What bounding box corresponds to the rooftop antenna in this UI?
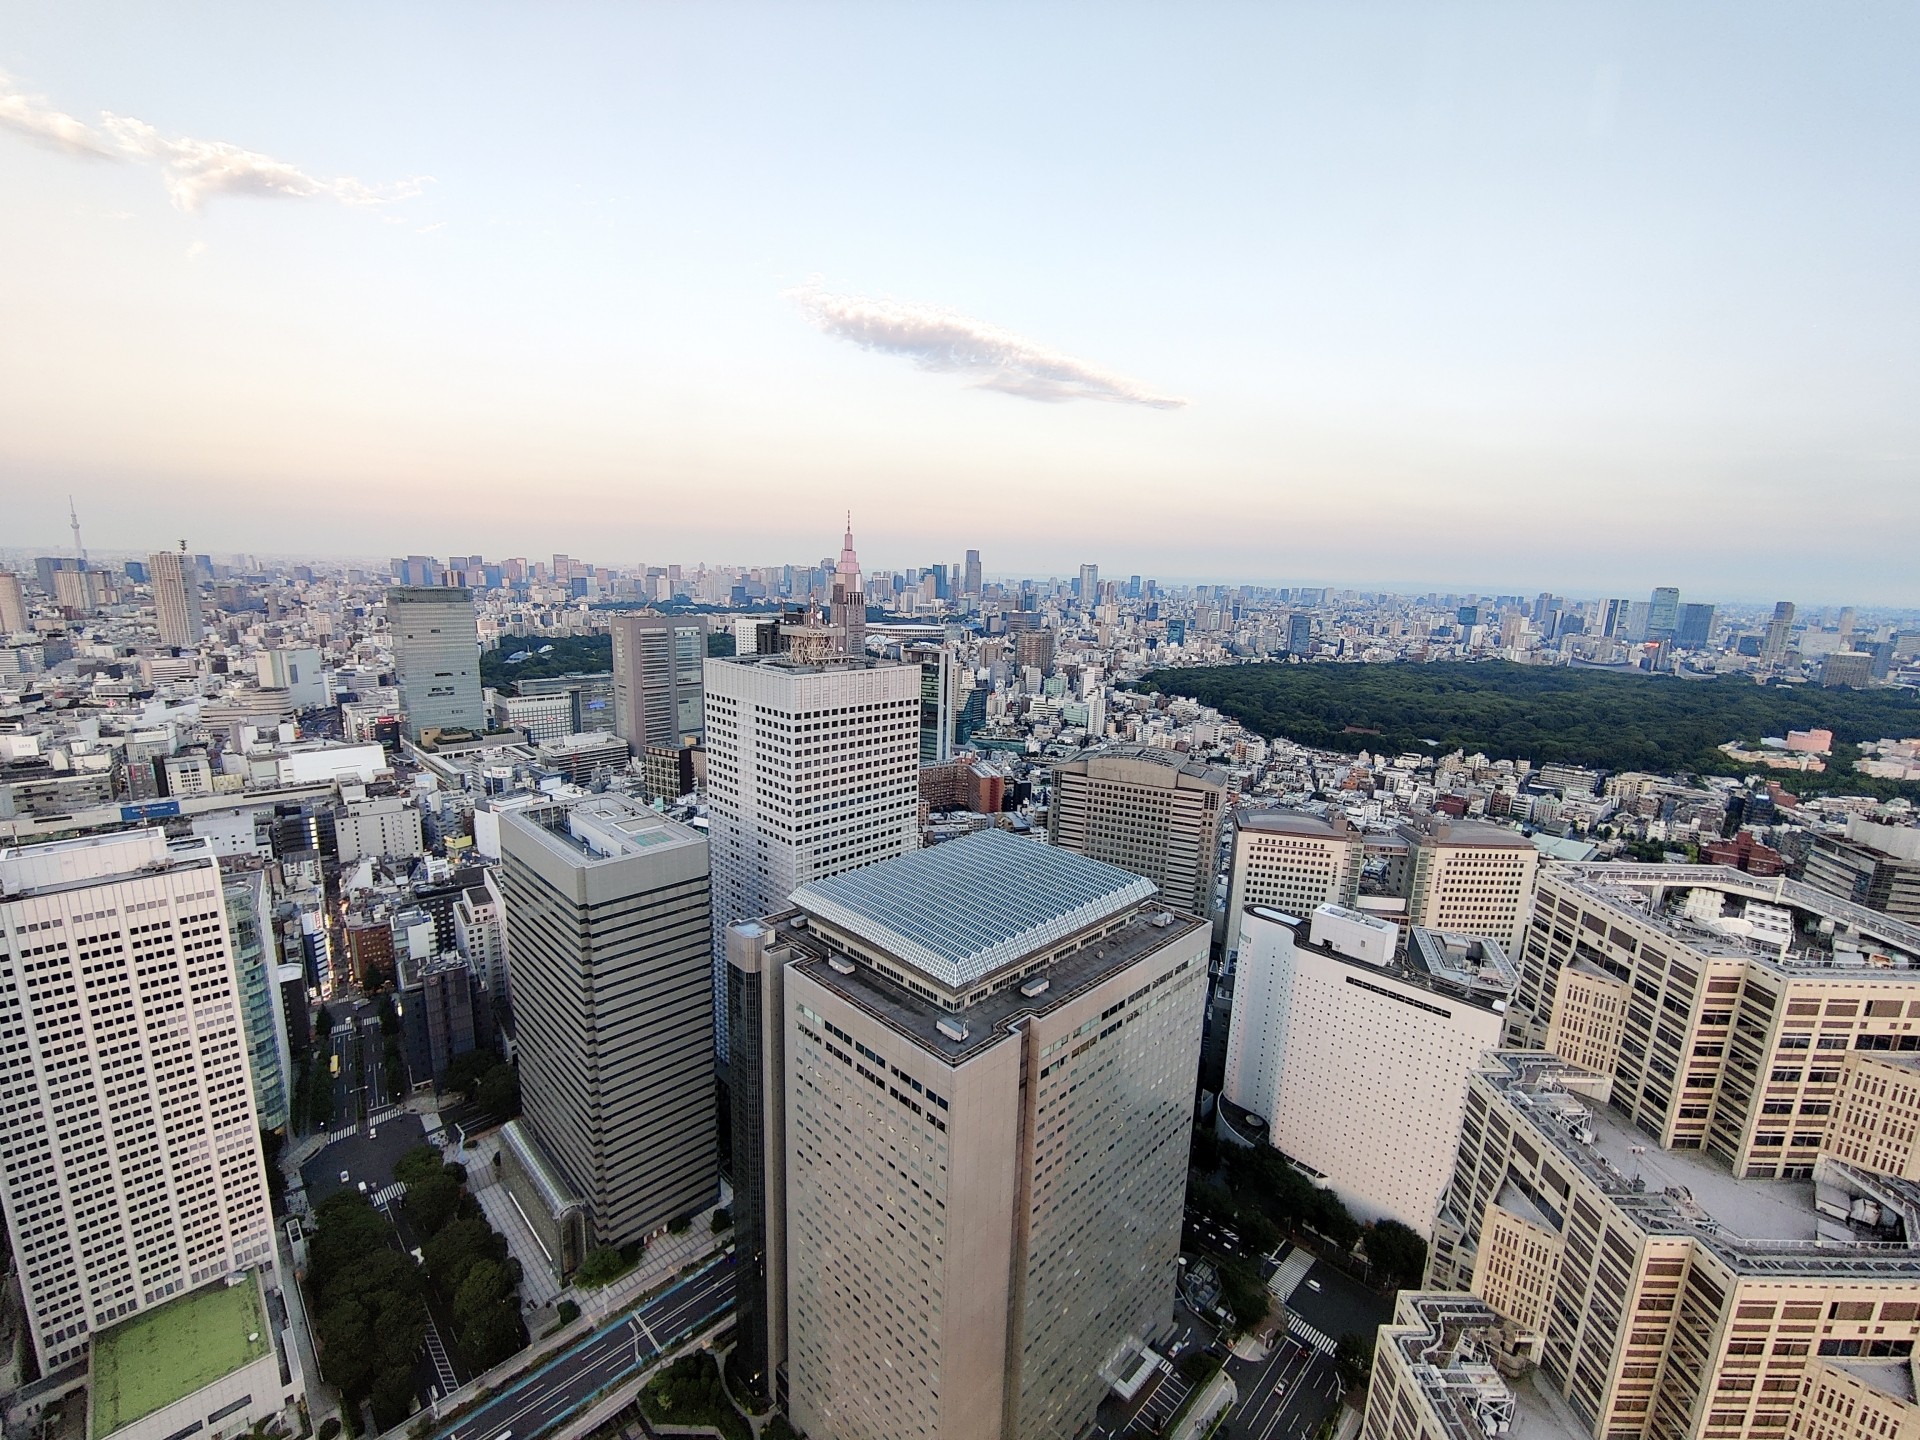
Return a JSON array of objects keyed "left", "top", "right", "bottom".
[{"left": 69, "top": 497, "right": 86, "bottom": 567}]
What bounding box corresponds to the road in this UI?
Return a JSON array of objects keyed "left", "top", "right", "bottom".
[
  {"left": 1219, "top": 1334, "right": 1343, "bottom": 1440},
  {"left": 438, "top": 1253, "right": 736, "bottom": 1440}
]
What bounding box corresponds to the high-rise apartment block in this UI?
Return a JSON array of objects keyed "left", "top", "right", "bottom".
[
  {"left": 1222, "top": 905, "right": 1516, "bottom": 1233},
  {"left": 149, "top": 548, "right": 205, "bottom": 650},
  {"left": 1510, "top": 861, "right": 1920, "bottom": 1179},
  {"left": 728, "top": 831, "right": 1208, "bottom": 1439},
  {"left": 0, "top": 830, "right": 275, "bottom": 1372},
  {"left": 703, "top": 652, "right": 920, "bottom": 1060},
  {"left": 388, "top": 585, "right": 484, "bottom": 739},
  {"left": 1078, "top": 562, "right": 1100, "bottom": 604},
  {"left": 497, "top": 795, "right": 717, "bottom": 1248},
  {"left": 609, "top": 612, "right": 707, "bottom": 749},
  {"left": 963, "top": 548, "right": 982, "bottom": 597},
  {"left": 1046, "top": 745, "right": 1228, "bottom": 918},
  {"left": 1418, "top": 1050, "right": 1920, "bottom": 1440}
]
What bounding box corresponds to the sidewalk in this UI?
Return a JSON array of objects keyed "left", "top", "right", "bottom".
[{"left": 577, "top": 1181, "right": 733, "bottom": 1324}]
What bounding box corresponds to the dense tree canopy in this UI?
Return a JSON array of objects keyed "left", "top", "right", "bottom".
[
  {"left": 480, "top": 634, "right": 612, "bottom": 694},
  {"left": 1142, "top": 662, "right": 1920, "bottom": 796}
]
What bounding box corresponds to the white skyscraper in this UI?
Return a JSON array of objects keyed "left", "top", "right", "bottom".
[
  {"left": 0, "top": 830, "right": 275, "bottom": 1372},
  {"left": 1222, "top": 905, "right": 1516, "bottom": 1234},
  {"left": 703, "top": 652, "right": 919, "bottom": 1059},
  {"left": 149, "top": 547, "right": 205, "bottom": 649}
]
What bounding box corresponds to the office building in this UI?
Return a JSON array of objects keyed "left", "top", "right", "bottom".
[
  {"left": 222, "top": 864, "right": 291, "bottom": 1134},
  {"left": 1419, "top": 1050, "right": 1920, "bottom": 1440},
  {"left": 1360, "top": 1293, "right": 1560, "bottom": 1440},
  {"left": 1646, "top": 586, "right": 1680, "bottom": 641},
  {"left": 0, "top": 830, "right": 275, "bottom": 1372},
  {"left": 1046, "top": 744, "right": 1228, "bottom": 918},
  {"left": 334, "top": 793, "right": 424, "bottom": 861},
  {"left": 254, "top": 647, "right": 326, "bottom": 708},
  {"left": 1801, "top": 817, "right": 1920, "bottom": 923},
  {"left": 0, "top": 571, "right": 27, "bottom": 634},
  {"left": 1287, "top": 611, "right": 1313, "bottom": 656},
  {"left": 1676, "top": 602, "right": 1716, "bottom": 650},
  {"left": 963, "top": 549, "right": 982, "bottom": 598},
  {"left": 453, "top": 871, "right": 510, "bottom": 1002},
  {"left": 1822, "top": 651, "right": 1876, "bottom": 689},
  {"left": 1222, "top": 905, "right": 1517, "bottom": 1233},
  {"left": 498, "top": 795, "right": 717, "bottom": 1246},
  {"left": 1078, "top": 562, "right": 1099, "bottom": 604},
  {"left": 609, "top": 611, "right": 707, "bottom": 749},
  {"left": 388, "top": 585, "right": 484, "bottom": 739},
  {"left": 1222, "top": 809, "right": 1364, "bottom": 955},
  {"left": 1406, "top": 818, "right": 1540, "bottom": 953},
  {"left": 492, "top": 691, "right": 575, "bottom": 744},
  {"left": 519, "top": 671, "right": 618, "bottom": 735},
  {"left": 703, "top": 652, "right": 920, "bottom": 1061},
  {"left": 1763, "top": 599, "right": 1796, "bottom": 663},
  {"left": 729, "top": 830, "right": 1208, "bottom": 1438},
  {"left": 1508, "top": 860, "right": 1920, "bottom": 1178},
  {"left": 831, "top": 521, "right": 866, "bottom": 658},
  {"left": 150, "top": 547, "right": 205, "bottom": 649},
  {"left": 1014, "top": 628, "right": 1054, "bottom": 674},
  {"left": 906, "top": 642, "right": 959, "bottom": 764}
]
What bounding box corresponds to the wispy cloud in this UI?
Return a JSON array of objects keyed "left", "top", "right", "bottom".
[
  {"left": 0, "top": 74, "right": 428, "bottom": 213},
  {"left": 786, "top": 282, "right": 1185, "bottom": 409}
]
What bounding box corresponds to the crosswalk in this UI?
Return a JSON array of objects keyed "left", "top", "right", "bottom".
[
  {"left": 368, "top": 1106, "right": 403, "bottom": 1128},
  {"left": 370, "top": 1181, "right": 407, "bottom": 1210},
  {"left": 326, "top": 1124, "right": 360, "bottom": 1144},
  {"left": 1288, "top": 1316, "right": 1337, "bottom": 1356},
  {"left": 1269, "top": 1247, "right": 1316, "bottom": 1299},
  {"left": 422, "top": 1317, "right": 459, "bottom": 1395}
]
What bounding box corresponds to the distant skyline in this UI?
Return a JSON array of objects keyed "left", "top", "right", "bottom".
[{"left": 2, "top": 4, "right": 1916, "bottom": 602}]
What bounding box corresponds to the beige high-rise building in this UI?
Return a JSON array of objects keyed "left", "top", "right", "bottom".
[
  {"left": 1222, "top": 809, "right": 1364, "bottom": 955},
  {"left": 0, "top": 830, "right": 276, "bottom": 1373},
  {"left": 149, "top": 548, "right": 204, "bottom": 649},
  {"left": 703, "top": 651, "right": 919, "bottom": 1061},
  {"left": 1404, "top": 817, "right": 1540, "bottom": 953},
  {"left": 1046, "top": 744, "right": 1228, "bottom": 917},
  {"left": 0, "top": 571, "right": 26, "bottom": 634},
  {"left": 729, "top": 830, "right": 1208, "bottom": 1440},
  {"left": 1509, "top": 861, "right": 1920, "bottom": 1178},
  {"left": 1407, "top": 1050, "right": 1920, "bottom": 1440},
  {"left": 608, "top": 612, "right": 707, "bottom": 749}
]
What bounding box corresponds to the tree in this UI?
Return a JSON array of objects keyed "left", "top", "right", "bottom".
[
  {"left": 1216, "top": 1256, "right": 1271, "bottom": 1332},
  {"left": 575, "top": 1247, "right": 630, "bottom": 1288},
  {"left": 1365, "top": 1220, "right": 1428, "bottom": 1290},
  {"left": 404, "top": 1172, "right": 464, "bottom": 1237},
  {"left": 477, "top": 1062, "right": 520, "bottom": 1118},
  {"left": 393, "top": 1145, "right": 446, "bottom": 1189},
  {"left": 1334, "top": 1332, "right": 1375, "bottom": 1391},
  {"left": 711, "top": 1208, "right": 733, "bottom": 1233},
  {"left": 378, "top": 995, "right": 400, "bottom": 1035},
  {"left": 316, "top": 1006, "right": 336, "bottom": 1041},
  {"left": 424, "top": 1216, "right": 507, "bottom": 1293},
  {"left": 442, "top": 1049, "right": 494, "bottom": 1101},
  {"left": 1236, "top": 1208, "right": 1281, "bottom": 1258}
]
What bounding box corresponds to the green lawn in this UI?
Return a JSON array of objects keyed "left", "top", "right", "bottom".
[{"left": 91, "top": 1278, "right": 269, "bottom": 1438}]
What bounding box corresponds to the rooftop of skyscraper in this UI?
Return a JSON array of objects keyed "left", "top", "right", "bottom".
[
  {"left": 790, "top": 829, "right": 1159, "bottom": 990},
  {"left": 505, "top": 792, "right": 703, "bottom": 866},
  {"left": 1480, "top": 1052, "right": 1920, "bottom": 1277}
]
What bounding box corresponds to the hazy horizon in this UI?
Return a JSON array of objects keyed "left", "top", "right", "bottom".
[{"left": 4, "top": 4, "right": 1915, "bottom": 601}]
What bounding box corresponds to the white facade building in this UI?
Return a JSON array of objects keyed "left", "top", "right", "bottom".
[
  {"left": 149, "top": 549, "right": 204, "bottom": 650},
  {"left": 335, "top": 794, "right": 424, "bottom": 862},
  {"left": 1223, "top": 810, "right": 1363, "bottom": 956},
  {"left": 1222, "top": 904, "right": 1515, "bottom": 1235},
  {"left": 702, "top": 653, "right": 920, "bottom": 1059},
  {"left": 0, "top": 830, "right": 276, "bottom": 1372},
  {"left": 254, "top": 647, "right": 326, "bottom": 709}
]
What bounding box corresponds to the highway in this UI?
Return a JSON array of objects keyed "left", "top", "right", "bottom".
[{"left": 438, "top": 1253, "right": 736, "bottom": 1440}]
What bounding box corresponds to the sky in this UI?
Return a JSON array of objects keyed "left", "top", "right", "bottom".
[{"left": 1, "top": 3, "right": 1916, "bottom": 602}]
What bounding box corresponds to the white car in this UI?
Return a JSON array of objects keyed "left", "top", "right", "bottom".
[{"left": 339, "top": 1170, "right": 350, "bottom": 1184}]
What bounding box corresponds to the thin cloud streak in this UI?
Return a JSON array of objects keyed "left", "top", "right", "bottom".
[
  {"left": 0, "top": 75, "right": 427, "bottom": 212},
  {"left": 787, "top": 282, "right": 1186, "bottom": 409}
]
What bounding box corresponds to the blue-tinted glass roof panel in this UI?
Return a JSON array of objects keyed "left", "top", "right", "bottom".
[{"left": 790, "top": 830, "right": 1158, "bottom": 988}]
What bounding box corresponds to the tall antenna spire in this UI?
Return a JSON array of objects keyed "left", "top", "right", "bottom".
[{"left": 68, "top": 497, "right": 86, "bottom": 567}]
